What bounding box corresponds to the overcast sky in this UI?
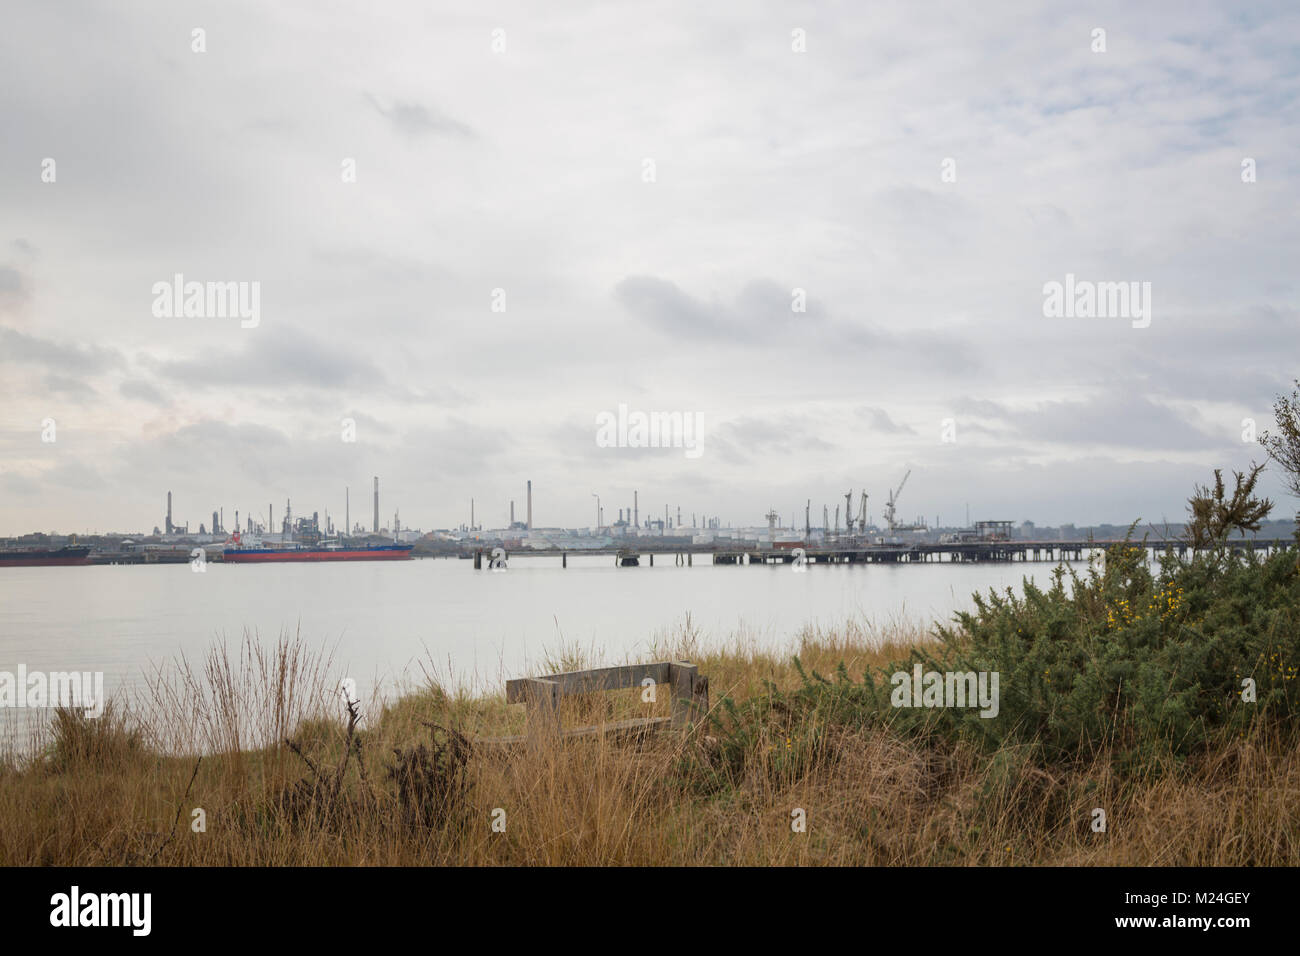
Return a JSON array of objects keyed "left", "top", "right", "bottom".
[{"left": 2, "top": 0, "right": 1298, "bottom": 535}]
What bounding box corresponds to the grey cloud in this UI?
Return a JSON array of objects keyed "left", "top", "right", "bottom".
[
  {"left": 857, "top": 406, "right": 916, "bottom": 435},
  {"left": 0, "top": 268, "right": 30, "bottom": 311},
  {"left": 0, "top": 471, "right": 39, "bottom": 497},
  {"left": 119, "top": 379, "right": 171, "bottom": 406},
  {"left": 42, "top": 374, "right": 98, "bottom": 400},
  {"left": 364, "top": 93, "right": 475, "bottom": 139},
  {"left": 615, "top": 276, "right": 850, "bottom": 346},
  {"left": 964, "top": 391, "right": 1220, "bottom": 452},
  {"left": 615, "top": 276, "right": 731, "bottom": 340},
  {"left": 0, "top": 325, "right": 125, "bottom": 375},
  {"left": 614, "top": 275, "right": 969, "bottom": 375},
  {"left": 711, "top": 415, "right": 836, "bottom": 466},
  {"left": 149, "top": 326, "right": 387, "bottom": 391}
]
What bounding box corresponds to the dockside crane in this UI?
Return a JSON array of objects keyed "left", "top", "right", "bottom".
[
  {"left": 884, "top": 470, "right": 909, "bottom": 532},
  {"left": 856, "top": 490, "right": 868, "bottom": 533},
  {"left": 884, "top": 470, "right": 928, "bottom": 532}
]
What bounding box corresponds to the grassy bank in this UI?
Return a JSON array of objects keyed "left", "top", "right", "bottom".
[{"left": 3, "top": 545, "right": 1299, "bottom": 866}]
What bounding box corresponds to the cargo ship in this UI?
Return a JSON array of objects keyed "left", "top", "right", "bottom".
[
  {"left": 222, "top": 532, "right": 412, "bottom": 564},
  {"left": 0, "top": 545, "right": 91, "bottom": 567}
]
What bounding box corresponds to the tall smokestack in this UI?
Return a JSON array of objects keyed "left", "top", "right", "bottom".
[
  {"left": 166, "top": 491, "right": 173, "bottom": 534},
  {"left": 373, "top": 476, "right": 379, "bottom": 533},
  {"left": 345, "top": 487, "right": 349, "bottom": 537},
  {"left": 511, "top": 500, "right": 515, "bottom": 525},
  {"left": 634, "top": 490, "right": 638, "bottom": 529},
  {"left": 527, "top": 480, "right": 532, "bottom": 530}
]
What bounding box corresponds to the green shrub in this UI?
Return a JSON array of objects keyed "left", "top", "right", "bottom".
[
  {"left": 915, "top": 542, "right": 1300, "bottom": 764},
  {"left": 689, "top": 540, "right": 1300, "bottom": 786}
]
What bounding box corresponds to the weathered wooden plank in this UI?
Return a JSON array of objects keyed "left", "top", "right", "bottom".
[
  {"left": 565, "top": 716, "right": 670, "bottom": 738},
  {"left": 506, "top": 662, "right": 671, "bottom": 701},
  {"left": 475, "top": 716, "right": 671, "bottom": 748},
  {"left": 669, "top": 662, "right": 698, "bottom": 728}
]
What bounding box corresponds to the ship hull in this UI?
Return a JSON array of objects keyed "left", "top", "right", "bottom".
[
  {"left": 223, "top": 545, "right": 413, "bottom": 563},
  {"left": 0, "top": 546, "right": 91, "bottom": 567}
]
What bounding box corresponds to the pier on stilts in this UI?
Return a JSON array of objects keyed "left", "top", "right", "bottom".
[{"left": 470, "top": 538, "right": 1290, "bottom": 568}]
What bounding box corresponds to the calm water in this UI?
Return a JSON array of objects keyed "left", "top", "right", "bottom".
[{"left": 0, "top": 553, "right": 1091, "bottom": 747}]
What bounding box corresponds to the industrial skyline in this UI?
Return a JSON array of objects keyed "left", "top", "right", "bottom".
[
  {"left": 11, "top": 468, "right": 1295, "bottom": 544},
  {"left": 1, "top": 2, "right": 1297, "bottom": 536}
]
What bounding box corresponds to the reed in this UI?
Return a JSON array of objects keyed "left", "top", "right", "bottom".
[{"left": 1, "top": 616, "right": 1296, "bottom": 866}]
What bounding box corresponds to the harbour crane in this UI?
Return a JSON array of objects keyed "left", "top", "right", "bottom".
[
  {"left": 884, "top": 470, "right": 910, "bottom": 532},
  {"left": 856, "top": 490, "right": 868, "bottom": 532},
  {"left": 884, "top": 469, "right": 928, "bottom": 532},
  {"left": 844, "top": 490, "right": 854, "bottom": 533}
]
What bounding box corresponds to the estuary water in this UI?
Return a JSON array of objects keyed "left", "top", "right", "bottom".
[{"left": 0, "top": 552, "right": 1092, "bottom": 748}]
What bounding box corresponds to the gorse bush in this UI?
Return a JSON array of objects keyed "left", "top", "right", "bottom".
[
  {"left": 691, "top": 541, "right": 1300, "bottom": 785},
  {"left": 915, "top": 542, "right": 1300, "bottom": 765}
]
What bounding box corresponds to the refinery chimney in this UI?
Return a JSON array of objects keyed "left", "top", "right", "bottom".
[
  {"left": 373, "top": 476, "right": 379, "bottom": 533},
  {"left": 166, "top": 491, "right": 173, "bottom": 535},
  {"left": 526, "top": 480, "right": 532, "bottom": 530},
  {"left": 634, "top": 490, "right": 638, "bottom": 530}
]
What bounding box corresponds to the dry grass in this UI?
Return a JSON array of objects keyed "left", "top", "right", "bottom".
[{"left": 1, "top": 619, "right": 1297, "bottom": 866}]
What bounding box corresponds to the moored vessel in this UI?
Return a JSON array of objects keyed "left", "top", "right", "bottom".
[
  {"left": 0, "top": 545, "right": 91, "bottom": 567},
  {"left": 222, "top": 531, "right": 412, "bottom": 563}
]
